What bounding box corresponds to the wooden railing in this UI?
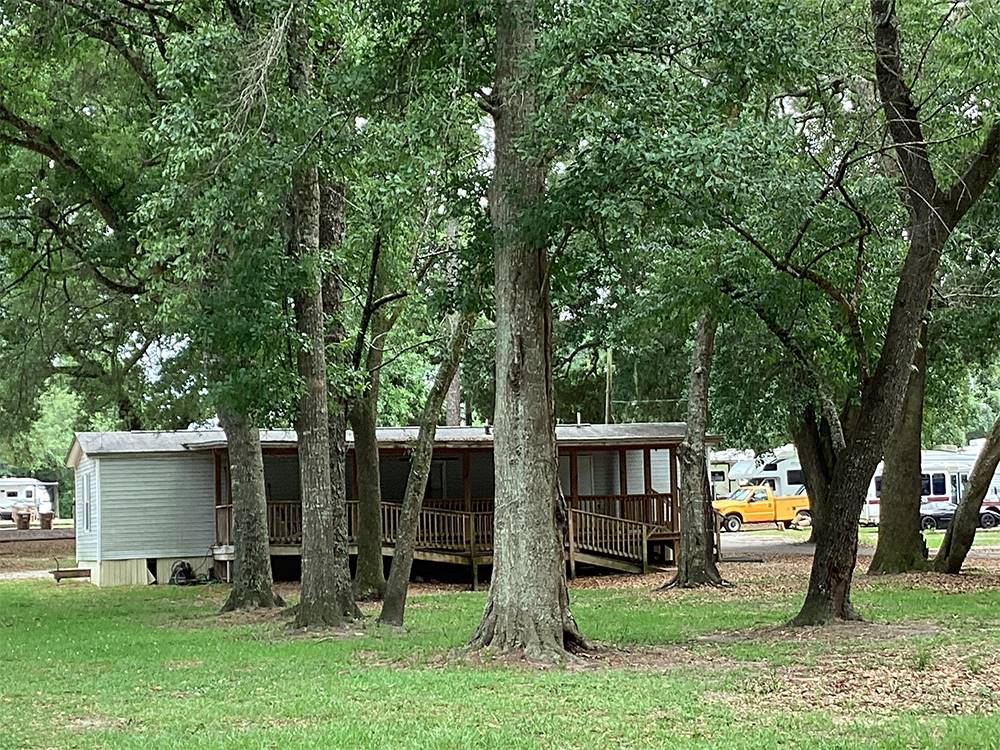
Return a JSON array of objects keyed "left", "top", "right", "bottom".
[
  {"left": 570, "top": 508, "right": 647, "bottom": 561},
  {"left": 573, "top": 493, "right": 674, "bottom": 528},
  {"left": 217, "top": 496, "right": 677, "bottom": 570},
  {"left": 268, "top": 501, "right": 302, "bottom": 545}
]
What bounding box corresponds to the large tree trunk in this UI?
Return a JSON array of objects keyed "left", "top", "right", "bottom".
[
  {"left": 934, "top": 415, "right": 1000, "bottom": 573},
  {"left": 794, "top": 410, "right": 828, "bottom": 544},
  {"left": 349, "top": 357, "right": 387, "bottom": 601},
  {"left": 787, "top": 0, "right": 999, "bottom": 624},
  {"left": 869, "top": 321, "right": 928, "bottom": 574},
  {"left": 287, "top": 12, "right": 357, "bottom": 629},
  {"left": 218, "top": 407, "right": 283, "bottom": 611},
  {"left": 379, "top": 311, "right": 476, "bottom": 626},
  {"left": 467, "top": 0, "right": 585, "bottom": 660},
  {"left": 661, "top": 312, "right": 725, "bottom": 588}
]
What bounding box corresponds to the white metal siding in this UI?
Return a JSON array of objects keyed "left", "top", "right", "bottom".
[
  {"left": 98, "top": 454, "right": 215, "bottom": 560},
  {"left": 75, "top": 455, "right": 99, "bottom": 561}
]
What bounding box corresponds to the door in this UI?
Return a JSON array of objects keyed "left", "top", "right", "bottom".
[{"left": 745, "top": 488, "right": 774, "bottom": 523}]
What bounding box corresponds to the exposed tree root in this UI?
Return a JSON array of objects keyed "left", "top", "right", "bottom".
[
  {"left": 219, "top": 588, "right": 285, "bottom": 614},
  {"left": 658, "top": 572, "right": 734, "bottom": 590},
  {"left": 788, "top": 596, "right": 863, "bottom": 627},
  {"left": 466, "top": 599, "right": 590, "bottom": 663},
  {"left": 353, "top": 582, "right": 384, "bottom": 603}
]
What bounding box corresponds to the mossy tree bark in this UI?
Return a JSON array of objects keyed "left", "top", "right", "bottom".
[
  {"left": 661, "top": 312, "right": 727, "bottom": 589},
  {"left": 218, "top": 407, "right": 283, "bottom": 612},
  {"left": 379, "top": 311, "right": 477, "bottom": 626},
  {"left": 466, "top": 0, "right": 586, "bottom": 661},
  {"left": 869, "top": 320, "right": 928, "bottom": 574},
  {"left": 287, "top": 10, "right": 357, "bottom": 629},
  {"left": 348, "top": 311, "right": 391, "bottom": 601},
  {"left": 934, "top": 415, "right": 1000, "bottom": 573}
]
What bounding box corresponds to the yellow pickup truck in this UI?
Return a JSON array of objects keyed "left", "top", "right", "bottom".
[{"left": 713, "top": 485, "right": 810, "bottom": 532}]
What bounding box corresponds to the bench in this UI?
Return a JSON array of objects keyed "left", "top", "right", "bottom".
[{"left": 50, "top": 568, "right": 91, "bottom": 582}]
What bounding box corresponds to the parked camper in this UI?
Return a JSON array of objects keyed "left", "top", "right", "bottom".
[
  {"left": 0, "top": 478, "right": 52, "bottom": 520},
  {"left": 861, "top": 451, "right": 1000, "bottom": 526},
  {"left": 713, "top": 484, "right": 810, "bottom": 532}
]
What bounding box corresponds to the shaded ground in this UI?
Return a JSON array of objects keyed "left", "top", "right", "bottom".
[{"left": 4, "top": 552, "right": 1000, "bottom": 748}]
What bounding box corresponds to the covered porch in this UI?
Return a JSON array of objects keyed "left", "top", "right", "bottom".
[{"left": 211, "top": 424, "right": 686, "bottom": 580}]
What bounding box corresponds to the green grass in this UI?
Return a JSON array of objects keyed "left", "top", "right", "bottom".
[{"left": 3, "top": 577, "right": 1000, "bottom": 750}]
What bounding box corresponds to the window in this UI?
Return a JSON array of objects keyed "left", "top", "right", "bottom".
[
  {"left": 751, "top": 490, "right": 768, "bottom": 501},
  {"left": 786, "top": 469, "right": 805, "bottom": 486},
  {"left": 874, "top": 476, "right": 882, "bottom": 497},
  {"left": 921, "top": 474, "right": 930, "bottom": 496},
  {"left": 82, "top": 476, "right": 91, "bottom": 532},
  {"left": 932, "top": 473, "right": 946, "bottom": 496},
  {"left": 24, "top": 490, "right": 32, "bottom": 499},
  {"left": 710, "top": 471, "right": 726, "bottom": 483},
  {"left": 5, "top": 490, "right": 17, "bottom": 498},
  {"left": 763, "top": 463, "right": 778, "bottom": 471}
]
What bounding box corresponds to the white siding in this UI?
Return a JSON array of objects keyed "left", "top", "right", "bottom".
[
  {"left": 75, "top": 454, "right": 99, "bottom": 561},
  {"left": 98, "top": 454, "right": 215, "bottom": 560}
]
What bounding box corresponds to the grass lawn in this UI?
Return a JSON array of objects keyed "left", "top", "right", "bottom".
[{"left": 3, "top": 558, "right": 1000, "bottom": 750}]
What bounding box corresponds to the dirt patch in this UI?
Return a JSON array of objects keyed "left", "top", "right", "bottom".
[
  {"left": 712, "top": 643, "right": 1000, "bottom": 716},
  {"left": 694, "top": 619, "right": 943, "bottom": 646},
  {"left": 570, "top": 553, "right": 1000, "bottom": 599},
  {"left": 65, "top": 714, "right": 130, "bottom": 731},
  {"left": 0, "top": 538, "right": 74, "bottom": 571}
]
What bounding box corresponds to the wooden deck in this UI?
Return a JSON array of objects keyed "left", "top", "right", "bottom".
[{"left": 214, "top": 495, "right": 679, "bottom": 578}]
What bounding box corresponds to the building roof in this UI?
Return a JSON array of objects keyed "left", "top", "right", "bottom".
[{"left": 66, "top": 422, "right": 699, "bottom": 468}]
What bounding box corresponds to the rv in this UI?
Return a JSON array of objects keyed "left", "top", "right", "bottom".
[
  {"left": 0, "top": 477, "right": 53, "bottom": 520},
  {"left": 861, "top": 450, "right": 1000, "bottom": 525},
  {"left": 727, "top": 446, "right": 804, "bottom": 496}
]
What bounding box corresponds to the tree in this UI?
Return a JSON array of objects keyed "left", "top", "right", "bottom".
[
  {"left": 868, "top": 320, "right": 929, "bottom": 574},
  {"left": 466, "top": 0, "right": 585, "bottom": 660},
  {"left": 662, "top": 312, "right": 727, "bottom": 588},
  {"left": 934, "top": 415, "right": 1000, "bottom": 574},
  {"left": 788, "top": 1, "right": 1000, "bottom": 624},
  {"left": 379, "top": 310, "right": 477, "bottom": 626},
  {"left": 219, "top": 407, "right": 284, "bottom": 611},
  {"left": 286, "top": 6, "right": 358, "bottom": 629}
]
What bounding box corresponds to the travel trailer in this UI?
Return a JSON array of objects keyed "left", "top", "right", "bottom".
[
  {"left": 0, "top": 477, "right": 53, "bottom": 520},
  {"left": 860, "top": 449, "right": 1000, "bottom": 525}
]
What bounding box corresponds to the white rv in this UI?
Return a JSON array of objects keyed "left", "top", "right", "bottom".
[
  {"left": 0, "top": 477, "right": 53, "bottom": 520},
  {"left": 860, "top": 449, "right": 1000, "bottom": 525},
  {"left": 727, "top": 446, "right": 805, "bottom": 496}
]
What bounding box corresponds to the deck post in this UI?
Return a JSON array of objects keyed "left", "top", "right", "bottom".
[
  {"left": 567, "top": 506, "right": 577, "bottom": 579},
  {"left": 641, "top": 524, "right": 649, "bottom": 575},
  {"left": 462, "top": 451, "right": 471, "bottom": 512},
  {"left": 643, "top": 448, "right": 654, "bottom": 522},
  {"left": 618, "top": 448, "right": 628, "bottom": 493},
  {"left": 463, "top": 451, "right": 476, "bottom": 589},
  {"left": 568, "top": 449, "right": 578, "bottom": 578}
]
